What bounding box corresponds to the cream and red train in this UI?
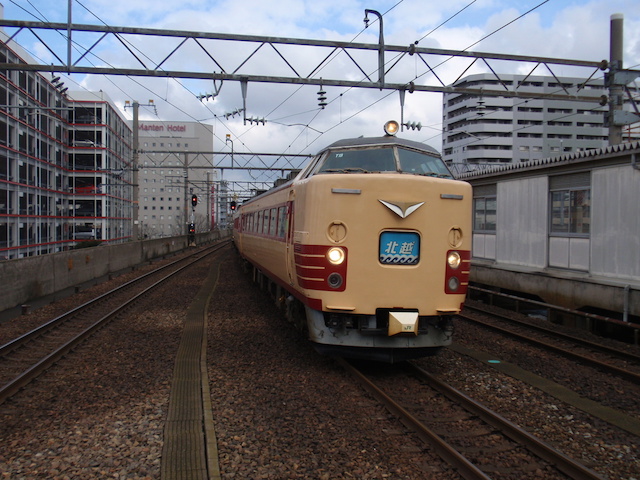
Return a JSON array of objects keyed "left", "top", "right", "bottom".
[{"left": 233, "top": 121, "right": 471, "bottom": 362}]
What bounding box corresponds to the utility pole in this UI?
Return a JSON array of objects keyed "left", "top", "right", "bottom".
[
  {"left": 125, "top": 99, "right": 155, "bottom": 240},
  {"left": 184, "top": 153, "right": 189, "bottom": 233},
  {"left": 364, "top": 9, "right": 385, "bottom": 89},
  {"left": 608, "top": 13, "right": 624, "bottom": 145},
  {"left": 207, "top": 171, "right": 212, "bottom": 231},
  {"left": 66, "top": 0, "right": 72, "bottom": 71},
  {"left": 131, "top": 101, "right": 139, "bottom": 240},
  {"left": 606, "top": 14, "right": 640, "bottom": 145}
]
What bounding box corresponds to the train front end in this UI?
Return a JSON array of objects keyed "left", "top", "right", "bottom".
[{"left": 292, "top": 122, "right": 471, "bottom": 362}]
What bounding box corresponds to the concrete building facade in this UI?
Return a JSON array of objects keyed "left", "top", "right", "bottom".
[
  {"left": 0, "top": 35, "right": 133, "bottom": 259},
  {"left": 442, "top": 73, "right": 614, "bottom": 172},
  {"left": 136, "top": 121, "right": 218, "bottom": 238}
]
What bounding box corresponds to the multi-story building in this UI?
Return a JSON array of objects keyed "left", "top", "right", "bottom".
[
  {"left": 0, "top": 34, "right": 133, "bottom": 259},
  {"left": 136, "top": 121, "right": 216, "bottom": 238},
  {"left": 68, "top": 91, "right": 133, "bottom": 244},
  {"left": 442, "top": 73, "right": 613, "bottom": 172}
]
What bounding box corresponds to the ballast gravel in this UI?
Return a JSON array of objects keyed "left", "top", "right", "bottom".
[{"left": 0, "top": 247, "right": 638, "bottom": 479}]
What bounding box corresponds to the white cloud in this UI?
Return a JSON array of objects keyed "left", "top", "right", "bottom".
[{"left": 3, "top": 0, "right": 639, "bottom": 182}]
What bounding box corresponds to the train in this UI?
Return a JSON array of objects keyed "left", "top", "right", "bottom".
[{"left": 232, "top": 120, "right": 472, "bottom": 362}]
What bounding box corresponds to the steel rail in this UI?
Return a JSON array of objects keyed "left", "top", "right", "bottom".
[
  {"left": 403, "top": 362, "right": 605, "bottom": 480},
  {"left": 464, "top": 303, "right": 640, "bottom": 365},
  {"left": 0, "top": 242, "right": 224, "bottom": 357},
  {"left": 467, "top": 285, "right": 640, "bottom": 344},
  {"left": 337, "top": 358, "right": 492, "bottom": 480},
  {"left": 458, "top": 310, "right": 640, "bottom": 384},
  {"left": 0, "top": 241, "right": 230, "bottom": 405},
  {"left": 340, "top": 356, "right": 604, "bottom": 479}
]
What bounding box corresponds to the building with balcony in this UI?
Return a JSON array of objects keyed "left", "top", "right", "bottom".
[
  {"left": 67, "top": 91, "right": 133, "bottom": 244},
  {"left": 0, "top": 34, "right": 133, "bottom": 259},
  {"left": 442, "top": 73, "right": 614, "bottom": 173}
]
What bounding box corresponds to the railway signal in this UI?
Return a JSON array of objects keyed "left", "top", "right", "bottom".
[{"left": 191, "top": 194, "right": 198, "bottom": 207}]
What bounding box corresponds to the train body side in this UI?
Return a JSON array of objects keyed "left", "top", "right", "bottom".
[{"left": 234, "top": 185, "right": 292, "bottom": 290}]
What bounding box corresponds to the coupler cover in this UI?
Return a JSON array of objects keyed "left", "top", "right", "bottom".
[{"left": 388, "top": 311, "right": 419, "bottom": 336}]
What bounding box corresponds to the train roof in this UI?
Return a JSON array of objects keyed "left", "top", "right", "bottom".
[{"left": 323, "top": 135, "right": 441, "bottom": 156}]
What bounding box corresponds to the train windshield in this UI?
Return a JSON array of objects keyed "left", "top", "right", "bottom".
[
  {"left": 318, "top": 147, "right": 396, "bottom": 174},
  {"left": 314, "top": 146, "right": 453, "bottom": 178},
  {"left": 397, "top": 147, "right": 453, "bottom": 178}
]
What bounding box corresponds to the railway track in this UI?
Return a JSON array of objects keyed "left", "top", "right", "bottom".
[
  {"left": 460, "top": 303, "right": 640, "bottom": 384},
  {"left": 339, "top": 358, "right": 604, "bottom": 480},
  {"left": 0, "top": 240, "right": 230, "bottom": 405}
]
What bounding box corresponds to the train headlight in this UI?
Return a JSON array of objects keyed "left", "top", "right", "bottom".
[
  {"left": 328, "top": 273, "right": 344, "bottom": 289},
  {"left": 447, "top": 251, "right": 461, "bottom": 269},
  {"left": 445, "top": 249, "right": 468, "bottom": 295},
  {"left": 384, "top": 120, "right": 400, "bottom": 136},
  {"left": 448, "top": 276, "right": 460, "bottom": 291},
  {"left": 327, "top": 247, "right": 346, "bottom": 265}
]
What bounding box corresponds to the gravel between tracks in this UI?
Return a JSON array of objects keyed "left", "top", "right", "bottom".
[
  {"left": 417, "top": 306, "right": 640, "bottom": 480},
  {"left": 0, "top": 249, "right": 448, "bottom": 479},
  {"left": 206, "top": 254, "right": 455, "bottom": 479},
  {"left": 0, "top": 247, "right": 639, "bottom": 479},
  {"left": 0, "top": 253, "right": 201, "bottom": 479}
]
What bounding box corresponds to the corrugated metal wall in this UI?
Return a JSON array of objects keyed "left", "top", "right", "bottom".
[
  {"left": 591, "top": 165, "right": 640, "bottom": 281},
  {"left": 496, "top": 177, "right": 548, "bottom": 268}
]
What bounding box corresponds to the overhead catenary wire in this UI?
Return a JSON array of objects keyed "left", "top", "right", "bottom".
[
  {"left": 53, "top": 0, "right": 281, "bottom": 181},
  {"left": 293, "top": 0, "right": 556, "bottom": 154},
  {"left": 2, "top": 0, "right": 622, "bottom": 184}
]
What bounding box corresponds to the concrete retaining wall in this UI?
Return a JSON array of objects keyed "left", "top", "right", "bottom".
[{"left": 0, "top": 230, "right": 228, "bottom": 313}]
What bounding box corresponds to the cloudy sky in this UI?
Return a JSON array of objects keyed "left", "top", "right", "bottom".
[{"left": 2, "top": 0, "right": 638, "bottom": 183}]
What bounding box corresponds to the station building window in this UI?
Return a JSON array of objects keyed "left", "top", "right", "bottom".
[
  {"left": 473, "top": 184, "right": 497, "bottom": 233},
  {"left": 549, "top": 172, "right": 590, "bottom": 236}
]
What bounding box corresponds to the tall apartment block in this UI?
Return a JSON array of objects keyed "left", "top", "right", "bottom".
[
  {"left": 442, "top": 73, "right": 615, "bottom": 171},
  {"left": 0, "top": 35, "right": 133, "bottom": 259}
]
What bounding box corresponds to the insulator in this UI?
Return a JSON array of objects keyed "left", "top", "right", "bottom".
[
  {"left": 318, "top": 89, "right": 327, "bottom": 109},
  {"left": 403, "top": 121, "right": 422, "bottom": 131}
]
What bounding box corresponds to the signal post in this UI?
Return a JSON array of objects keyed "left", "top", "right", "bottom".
[{"left": 189, "top": 194, "right": 197, "bottom": 246}]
